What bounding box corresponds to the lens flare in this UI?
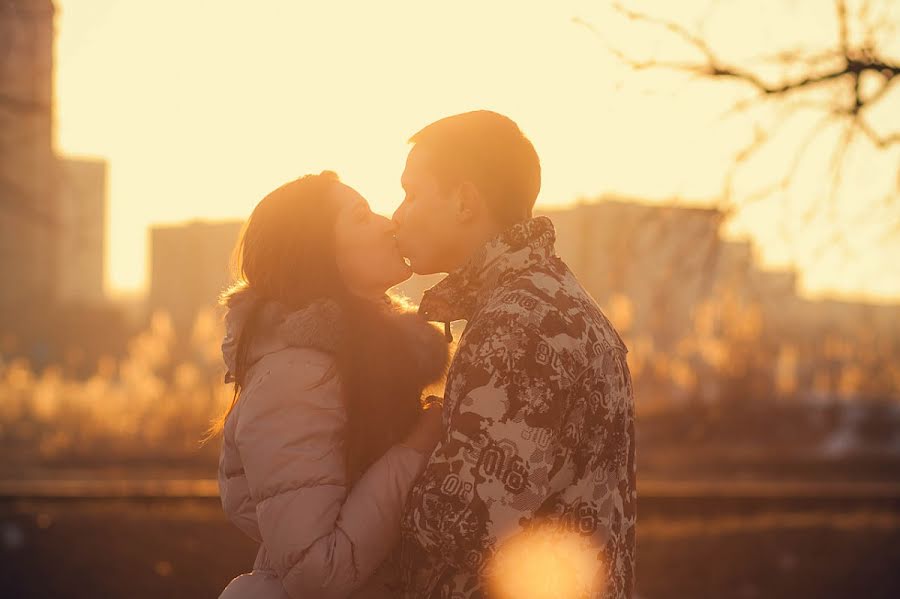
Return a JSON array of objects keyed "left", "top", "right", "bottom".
[{"left": 486, "top": 526, "right": 604, "bottom": 599}]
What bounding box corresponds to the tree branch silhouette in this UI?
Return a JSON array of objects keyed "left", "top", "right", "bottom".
[{"left": 576, "top": 0, "right": 900, "bottom": 276}]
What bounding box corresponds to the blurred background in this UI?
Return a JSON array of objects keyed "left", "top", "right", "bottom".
[{"left": 1, "top": 0, "right": 899, "bottom": 597}]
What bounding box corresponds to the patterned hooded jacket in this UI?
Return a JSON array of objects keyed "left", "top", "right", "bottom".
[{"left": 399, "top": 216, "right": 636, "bottom": 599}]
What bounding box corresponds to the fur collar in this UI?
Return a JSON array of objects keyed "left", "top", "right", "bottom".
[{"left": 221, "top": 285, "right": 449, "bottom": 386}]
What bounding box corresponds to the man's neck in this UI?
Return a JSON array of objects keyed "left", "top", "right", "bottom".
[{"left": 444, "top": 221, "right": 505, "bottom": 273}]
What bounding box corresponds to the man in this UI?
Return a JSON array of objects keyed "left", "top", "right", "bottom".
[{"left": 393, "top": 110, "right": 635, "bottom": 599}]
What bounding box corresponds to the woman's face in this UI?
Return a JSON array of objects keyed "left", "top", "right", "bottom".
[{"left": 333, "top": 182, "right": 412, "bottom": 298}]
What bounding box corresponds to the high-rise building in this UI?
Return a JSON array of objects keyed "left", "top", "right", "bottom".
[
  {"left": 148, "top": 220, "right": 243, "bottom": 332},
  {"left": 58, "top": 157, "right": 107, "bottom": 305},
  {"left": 538, "top": 199, "right": 725, "bottom": 350},
  {"left": 0, "top": 0, "right": 59, "bottom": 325}
]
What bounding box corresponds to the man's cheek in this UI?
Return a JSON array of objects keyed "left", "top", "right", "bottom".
[{"left": 413, "top": 211, "right": 432, "bottom": 239}]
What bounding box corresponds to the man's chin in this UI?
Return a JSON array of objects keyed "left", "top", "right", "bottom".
[
  {"left": 390, "top": 258, "right": 414, "bottom": 282},
  {"left": 408, "top": 261, "right": 440, "bottom": 276},
  {"left": 400, "top": 262, "right": 414, "bottom": 280},
  {"left": 399, "top": 246, "right": 444, "bottom": 276}
]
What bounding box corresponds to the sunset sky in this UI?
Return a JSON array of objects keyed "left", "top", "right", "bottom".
[{"left": 53, "top": 0, "right": 900, "bottom": 301}]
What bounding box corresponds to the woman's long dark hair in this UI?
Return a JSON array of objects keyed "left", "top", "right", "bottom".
[{"left": 211, "top": 171, "right": 425, "bottom": 480}]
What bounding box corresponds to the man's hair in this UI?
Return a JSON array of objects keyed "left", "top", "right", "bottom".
[{"left": 409, "top": 110, "right": 541, "bottom": 226}]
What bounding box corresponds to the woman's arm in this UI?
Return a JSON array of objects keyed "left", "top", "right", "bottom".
[
  {"left": 218, "top": 445, "right": 262, "bottom": 542},
  {"left": 235, "top": 348, "right": 427, "bottom": 599}
]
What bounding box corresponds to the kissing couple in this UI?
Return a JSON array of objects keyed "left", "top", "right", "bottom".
[{"left": 214, "top": 110, "right": 636, "bottom": 599}]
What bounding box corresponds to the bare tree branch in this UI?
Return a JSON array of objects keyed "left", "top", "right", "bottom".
[
  {"left": 601, "top": 1, "right": 900, "bottom": 112},
  {"left": 577, "top": 0, "right": 900, "bottom": 205},
  {"left": 837, "top": 0, "right": 850, "bottom": 56},
  {"left": 576, "top": 0, "right": 900, "bottom": 291},
  {"left": 856, "top": 117, "right": 900, "bottom": 148}
]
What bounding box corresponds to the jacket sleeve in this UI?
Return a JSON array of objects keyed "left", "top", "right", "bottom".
[
  {"left": 235, "top": 348, "right": 428, "bottom": 599},
  {"left": 401, "top": 319, "right": 573, "bottom": 576},
  {"left": 218, "top": 444, "right": 262, "bottom": 542}
]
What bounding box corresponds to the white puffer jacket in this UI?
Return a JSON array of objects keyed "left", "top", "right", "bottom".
[{"left": 217, "top": 292, "right": 448, "bottom": 599}]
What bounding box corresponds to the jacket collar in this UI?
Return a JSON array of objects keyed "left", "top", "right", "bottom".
[
  {"left": 221, "top": 287, "right": 345, "bottom": 384},
  {"left": 419, "top": 216, "right": 557, "bottom": 325},
  {"left": 221, "top": 286, "right": 449, "bottom": 386}
]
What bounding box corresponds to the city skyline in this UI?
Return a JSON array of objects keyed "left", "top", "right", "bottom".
[{"left": 51, "top": 0, "right": 900, "bottom": 302}]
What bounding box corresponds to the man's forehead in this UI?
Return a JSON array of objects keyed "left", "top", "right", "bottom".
[{"left": 402, "top": 146, "right": 431, "bottom": 186}]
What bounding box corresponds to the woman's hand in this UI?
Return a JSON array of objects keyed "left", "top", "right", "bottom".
[
  {"left": 422, "top": 378, "right": 447, "bottom": 402},
  {"left": 400, "top": 399, "right": 443, "bottom": 456}
]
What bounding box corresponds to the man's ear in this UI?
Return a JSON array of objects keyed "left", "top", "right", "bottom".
[{"left": 454, "top": 181, "right": 482, "bottom": 224}]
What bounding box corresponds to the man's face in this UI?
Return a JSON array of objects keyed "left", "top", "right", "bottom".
[{"left": 393, "top": 147, "right": 462, "bottom": 275}]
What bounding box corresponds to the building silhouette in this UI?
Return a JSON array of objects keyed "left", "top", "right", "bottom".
[
  {"left": 58, "top": 157, "right": 107, "bottom": 305},
  {"left": 538, "top": 199, "right": 900, "bottom": 402},
  {"left": 139, "top": 200, "right": 898, "bottom": 402},
  {"left": 538, "top": 199, "right": 724, "bottom": 352},
  {"left": 0, "top": 0, "right": 59, "bottom": 324},
  {"left": 0, "top": 3, "right": 121, "bottom": 368},
  {"left": 148, "top": 220, "right": 243, "bottom": 332}
]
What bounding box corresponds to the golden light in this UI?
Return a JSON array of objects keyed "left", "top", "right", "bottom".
[
  {"left": 53, "top": 1, "right": 900, "bottom": 301},
  {"left": 486, "top": 526, "right": 604, "bottom": 599}
]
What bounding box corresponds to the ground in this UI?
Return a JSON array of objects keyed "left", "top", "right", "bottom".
[{"left": 1, "top": 495, "right": 898, "bottom": 599}]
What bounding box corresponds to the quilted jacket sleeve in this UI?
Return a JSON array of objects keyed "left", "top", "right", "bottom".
[
  {"left": 235, "top": 347, "right": 428, "bottom": 599},
  {"left": 218, "top": 441, "right": 262, "bottom": 542}
]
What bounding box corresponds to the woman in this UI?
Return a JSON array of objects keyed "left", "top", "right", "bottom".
[{"left": 214, "top": 171, "right": 449, "bottom": 598}]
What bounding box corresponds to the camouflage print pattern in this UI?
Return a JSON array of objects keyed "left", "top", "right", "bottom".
[{"left": 399, "top": 217, "right": 636, "bottom": 599}]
